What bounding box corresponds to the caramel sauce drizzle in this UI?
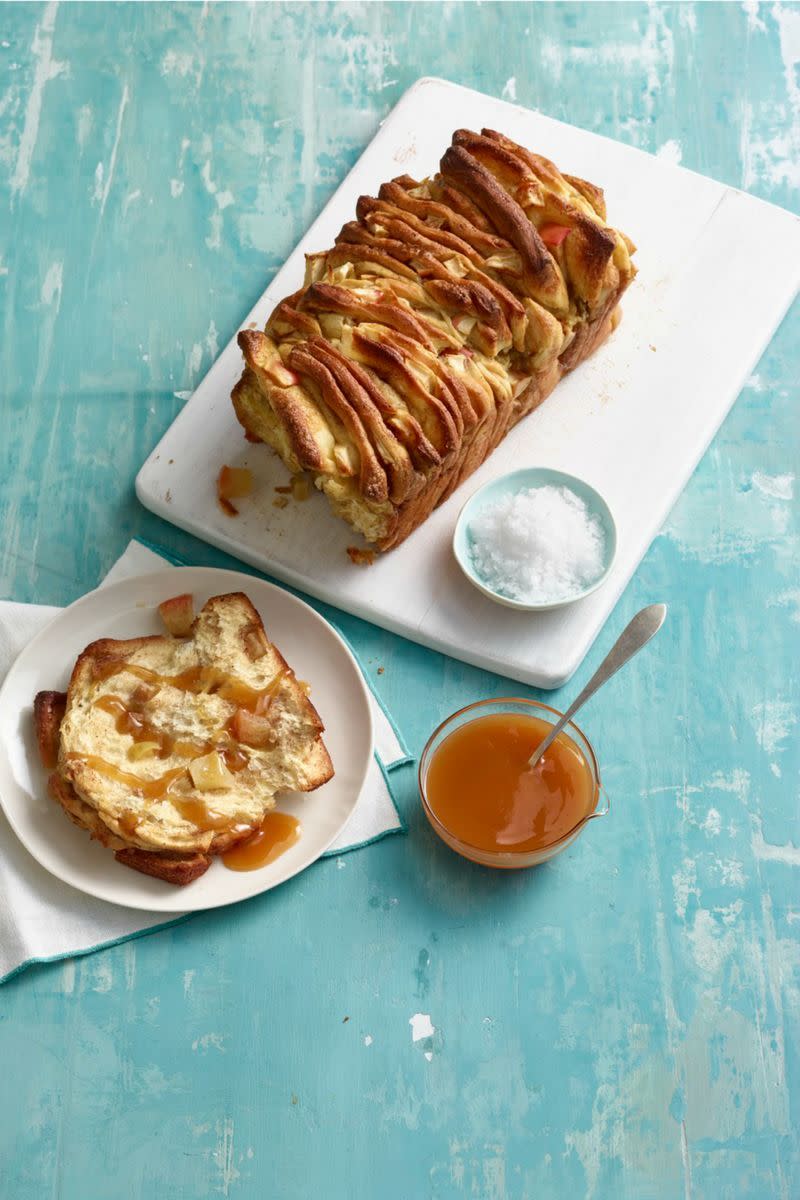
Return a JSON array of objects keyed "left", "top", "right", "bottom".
[
  {"left": 69, "top": 663, "right": 291, "bottom": 834},
  {"left": 69, "top": 755, "right": 188, "bottom": 800},
  {"left": 170, "top": 797, "right": 253, "bottom": 834},
  {"left": 94, "top": 694, "right": 251, "bottom": 773},
  {"left": 92, "top": 662, "right": 287, "bottom": 713},
  {"left": 94, "top": 695, "right": 198, "bottom": 759},
  {"left": 71, "top": 753, "right": 253, "bottom": 830},
  {"left": 219, "top": 740, "right": 250, "bottom": 772}
]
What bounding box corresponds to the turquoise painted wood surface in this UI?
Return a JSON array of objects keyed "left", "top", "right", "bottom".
[{"left": 1, "top": 4, "right": 798, "bottom": 1197}]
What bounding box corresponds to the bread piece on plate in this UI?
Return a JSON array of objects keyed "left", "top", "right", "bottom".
[
  {"left": 232, "top": 127, "right": 637, "bottom": 551},
  {"left": 34, "top": 592, "right": 333, "bottom": 885},
  {"left": 33, "top": 691, "right": 67, "bottom": 769}
]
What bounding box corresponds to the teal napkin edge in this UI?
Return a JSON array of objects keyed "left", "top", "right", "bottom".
[
  {"left": 0, "top": 917, "right": 191, "bottom": 987},
  {"left": 1, "top": 541, "right": 414, "bottom": 986}
]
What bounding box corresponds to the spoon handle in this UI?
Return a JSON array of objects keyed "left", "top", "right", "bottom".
[{"left": 527, "top": 603, "right": 667, "bottom": 768}]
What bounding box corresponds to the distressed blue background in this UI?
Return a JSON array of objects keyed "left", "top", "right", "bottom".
[{"left": 1, "top": 4, "right": 798, "bottom": 1198}]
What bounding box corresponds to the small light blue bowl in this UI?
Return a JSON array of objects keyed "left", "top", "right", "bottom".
[{"left": 453, "top": 467, "right": 617, "bottom": 612}]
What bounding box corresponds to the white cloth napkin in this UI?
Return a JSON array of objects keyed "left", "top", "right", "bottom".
[{"left": 0, "top": 541, "right": 409, "bottom": 983}]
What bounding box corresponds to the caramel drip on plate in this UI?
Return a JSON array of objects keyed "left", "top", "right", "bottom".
[{"left": 222, "top": 813, "right": 301, "bottom": 871}]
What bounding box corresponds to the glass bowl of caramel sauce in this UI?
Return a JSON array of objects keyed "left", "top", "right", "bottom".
[{"left": 419, "top": 698, "right": 608, "bottom": 868}]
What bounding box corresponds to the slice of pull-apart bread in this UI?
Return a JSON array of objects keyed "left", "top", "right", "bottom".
[
  {"left": 34, "top": 593, "right": 333, "bottom": 885},
  {"left": 232, "top": 126, "right": 636, "bottom": 551}
]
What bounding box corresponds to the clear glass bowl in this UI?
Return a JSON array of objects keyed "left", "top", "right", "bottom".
[{"left": 418, "top": 698, "right": 609, "bottom": 869}]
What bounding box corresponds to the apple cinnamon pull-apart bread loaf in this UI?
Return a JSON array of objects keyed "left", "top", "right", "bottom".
[
  {"left": 233, "top": 128, "right": 636, "bottom": 551},
  {"left": 34, "top": 593, "right": 333, "bottom": 885}
]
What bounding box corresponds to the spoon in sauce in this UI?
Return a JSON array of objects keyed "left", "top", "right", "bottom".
[{"left": 527, "top": 603, "right": 667, "bottom": 769}]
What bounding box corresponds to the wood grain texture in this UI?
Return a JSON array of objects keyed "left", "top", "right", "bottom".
[{"left": 1, "top": 4, "right": 798, "bottom": 1198}]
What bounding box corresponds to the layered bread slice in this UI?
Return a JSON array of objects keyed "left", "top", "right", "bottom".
[
  {"left": 34, "top": 593, "right": 333, "bottom": 885},
  {"left": 233, "top": 127, "right": 636, "bottom": 551}
]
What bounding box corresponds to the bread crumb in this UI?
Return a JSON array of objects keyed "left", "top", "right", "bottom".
[
  {"left": 274, "top": 485, "right": 292, "bottom": 494},
  {"left": 273, "top": 496, "right": 289, "bottom": 509},
  {"left": 347, "top": 547, "right": 375, "bottom": 566},
  {"left": 377, "top": 667, "right": 384, "bottom": 675},
  {"left": 649, "top": 344, "right": 657, "bottom": 352}
]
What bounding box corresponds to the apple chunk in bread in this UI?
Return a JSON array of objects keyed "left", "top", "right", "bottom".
[
  {"left": 230, "top": 708, "right": 276, "bottom": 748},
  {"left": 158, "top": 592, "right": 195, "bottom": 637}
]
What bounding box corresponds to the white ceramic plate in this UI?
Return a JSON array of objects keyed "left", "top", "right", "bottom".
[{"left": 0, "top": 567, "right": 374, "bottom": 912}]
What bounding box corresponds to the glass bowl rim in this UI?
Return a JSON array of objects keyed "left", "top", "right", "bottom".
[{"left": 418, "top": 696, "right": 603, "bottom": 860}]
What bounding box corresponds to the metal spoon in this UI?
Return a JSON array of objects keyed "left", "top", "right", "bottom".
[{"left": 527, "top": 603, "right": 667, "bottom": 769}]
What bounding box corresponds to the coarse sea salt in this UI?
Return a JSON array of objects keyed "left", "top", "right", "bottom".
[{"left": 468, "top": 485, "right": 605, "bottom": 604}]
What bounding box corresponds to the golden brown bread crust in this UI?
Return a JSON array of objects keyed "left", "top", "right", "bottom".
[
  {"left": 47, "top": 770, "right": 127, "bottom": 850},
  {"left": 34, "top": 691, "right": 67, "bottom": 770},
  {"left": 231, "top": 128, "right": 637, "bottom": 550},
  {"left": 45, "top": 764, "right": 213, "bottom": 885},
  {"left": 114, "top": 847, "right": 212, "bottom": 886}
]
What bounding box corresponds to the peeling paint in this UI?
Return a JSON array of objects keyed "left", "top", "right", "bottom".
[
  {"left": 10, "top": 2, "right": 66, "bottom": 199},
  {"left": 409, "top": 1013, "right": 435, "bottom": 1042}
]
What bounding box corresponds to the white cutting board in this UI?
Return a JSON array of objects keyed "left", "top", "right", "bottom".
[{"left": 136, "top": 77, "right": 800, "bottom": 688}]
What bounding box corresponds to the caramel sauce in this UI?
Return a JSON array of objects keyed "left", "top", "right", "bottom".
[
  {"left": 222, "top": 812, "right": 301, "bottom": 871},
  {"left": 92, "top": 662, "right": 285, "bottom": 714},
  {"left": 93, "top": 694, "right": 251, "bottom": 774},
  {"left": 95, "top": 694, "right": 177, "bottom": 758},
  {"left": 425, "top": 714, "right": 595, "bottom": 853},
  {"left": 220, "top": 741, "right": 250, "bottom": 772},
  {"left": 69, "top": 754, "right": 188, "bottom": 800},
  {"left": 170, "top": 797, "right": 250, "bottom": 833},
  {"left": 75, "top": 666, "right": 291, "bottom": 836},
  {"left": 70, "top": 747, "right": 254, "bottom": 834}
]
